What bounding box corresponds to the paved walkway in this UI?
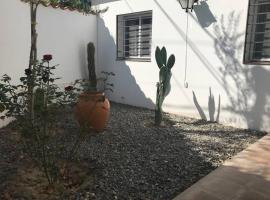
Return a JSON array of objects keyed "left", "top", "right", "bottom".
[{"left": 174, "top": 134, "right": 270, "bottom": 200}]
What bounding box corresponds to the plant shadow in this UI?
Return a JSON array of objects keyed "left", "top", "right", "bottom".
[
  {"left": 96, "top": 17, "right": 155, "bottom": 110},
  {"left": 214, "top": 12, "right": 270, "bottom": 130}
]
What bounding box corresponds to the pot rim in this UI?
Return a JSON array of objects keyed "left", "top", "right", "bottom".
[{"left": 79, "top": 91, "right": 105, "bottom": 97}]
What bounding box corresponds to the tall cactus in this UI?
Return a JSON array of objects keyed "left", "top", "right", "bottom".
[
  {"left": 155, "top": 46, "right": 175, "bottom": 126},
  {"left": 87, "top": 42, "right": 97, "bottom": 91}
]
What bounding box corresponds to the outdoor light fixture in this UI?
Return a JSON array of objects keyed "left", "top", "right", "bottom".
[
  {"left": 178, "top": 0, "right": 199, "bottom": 88},
  {"left": 178, "top": 0, "right": 198, "bottom": 12}
]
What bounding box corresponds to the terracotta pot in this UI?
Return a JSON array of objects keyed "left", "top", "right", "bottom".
[{"left": 75, "top": 92, "right": 110, "bottom": 131}]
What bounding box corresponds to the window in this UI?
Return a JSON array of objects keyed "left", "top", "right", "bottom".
[
  {"left": 117, "top": 11, "right": 153, "bottom": 61},
  {"left": 244, "top": 0, "right": 270, "bottom": 64}
]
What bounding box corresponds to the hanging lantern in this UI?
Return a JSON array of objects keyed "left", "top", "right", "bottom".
[{"left": 178, "top": 0, "right": 198, "bottom": 12}]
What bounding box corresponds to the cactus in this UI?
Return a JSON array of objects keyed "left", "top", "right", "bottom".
[
  {"left": 155, "top": 46, "right": 175, "bottom": 126},
  {"left": 87, "top": 42, "right": 97, "bottom": 91}
]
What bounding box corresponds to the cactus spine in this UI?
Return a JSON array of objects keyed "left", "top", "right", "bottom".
[
  {"left": 87, "top": 42, "right": 97, "bottom": 91},
  {"left": 155, "top": 46, "right": 175, "bottom": 126}
]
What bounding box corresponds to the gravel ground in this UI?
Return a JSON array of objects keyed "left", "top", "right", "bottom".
[
  {"left": 0, "top": 102, "right": 266, "bottom": 200},
  {"left": 72, "top": 103, "right": 266, "bottom": 200},
  {"left": 0, "top": 129, "right": 22, "bottom": 194}
]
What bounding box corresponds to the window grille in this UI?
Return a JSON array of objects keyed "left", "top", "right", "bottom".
[
  {"left": 244, "top": 0, "right": 270, "bottom": 64},
  {"left": 117, "top": 11, "right": 153, "bottom": 60}
]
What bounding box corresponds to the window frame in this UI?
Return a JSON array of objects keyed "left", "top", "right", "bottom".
[
  {"left": 243, "top": 0, "right": 270, "bottom": 65},
  {"left": 116, "top": 10, "right": 153, "bottom": 62}
]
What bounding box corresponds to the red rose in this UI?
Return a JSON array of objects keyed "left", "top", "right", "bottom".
[
  {"left": 43, "top": 54, "right": 53, "bottom": 61},
  {"left": 65, "top": 86, "right": 74, "bottom": 91}
]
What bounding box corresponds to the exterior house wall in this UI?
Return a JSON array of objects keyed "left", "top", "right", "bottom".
[
  {"left": 1, "top": 0, "right": 270, "bottom": 132},
  {"left": 0, "top": 0, "right": 97, "bottom": 127},
  {"left": 96, "top": 0, "right": 270, "bottom": 131}
]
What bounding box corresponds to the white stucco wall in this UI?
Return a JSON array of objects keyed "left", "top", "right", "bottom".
[
  {"left": 1, "top": 0, "right": 270, "bottom": 131},
  {"left": 0, "top": 0, "right": 97, "bottom": 127},
  {"left": 96, "top": 0, "right": 270, "bottom": 131}
]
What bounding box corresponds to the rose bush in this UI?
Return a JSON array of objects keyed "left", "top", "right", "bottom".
[{"left": 0, "top": 55, "right": 86, "bottom": 186}]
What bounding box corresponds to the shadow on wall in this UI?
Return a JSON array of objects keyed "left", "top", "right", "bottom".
[
  {"left": 153, "top": 0, "right": 224, "bottom": 90},
  {"left": 193, "top": 88, "right": 221, "bottom": 122},
  {"left": 79, "top": 42, "right": 88, "bottom": 78},
  {"left": 214, "top": 12, "right": 270, "bottom": 130},
  {"left": 97, "top": 18, "right": 155, "bottom": 109},
  {"left": 153, "top": 0, "right": 226, "bottom": 117},
  {"left": 151, "top": 0, "right": 270, "bottom": 130},
  {"left": 193, "top": 0, "right": 216, "bottom": 28}
]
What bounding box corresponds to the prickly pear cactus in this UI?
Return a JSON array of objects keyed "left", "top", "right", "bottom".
[{"left": 155, "top": 46, "right": 175, "bottom": 126}]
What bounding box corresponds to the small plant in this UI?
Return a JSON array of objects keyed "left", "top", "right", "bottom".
[
  {"left": 192, "top": 88, "right": 221, "bottom": 122},
  {"left": 0, "top": 55, "right": 86, "bottom": 187},
  {"left": 78, "top": 71, "right": 115, "bottom": 93},
  {"left": 155, "top": 46, "right": 175, "bottom": 126},
  {"left": 99, "top": 71, "right": 115, "bottom": 93}
]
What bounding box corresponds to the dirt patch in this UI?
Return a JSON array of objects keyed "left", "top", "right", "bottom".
[{"left": 0, "top": 128, "right": 95, "bottom": 200}]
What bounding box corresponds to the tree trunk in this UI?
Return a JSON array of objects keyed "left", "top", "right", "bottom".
[
  {"left": 29, "top": 3, "right": 38, "bottom": 70},
  {"left": 28, "top": 2, "right": 39, "bottom": 121}
]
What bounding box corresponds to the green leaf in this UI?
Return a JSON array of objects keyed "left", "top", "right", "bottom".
[
  {"left": 0, "top": 104, "right": 5, "bottom": 113},
  {"left": 2, "top": 74, "right": 11, "bottom": 82},
  {"left": 167, "top": 54, "right": 175, "bottom": 69}
]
